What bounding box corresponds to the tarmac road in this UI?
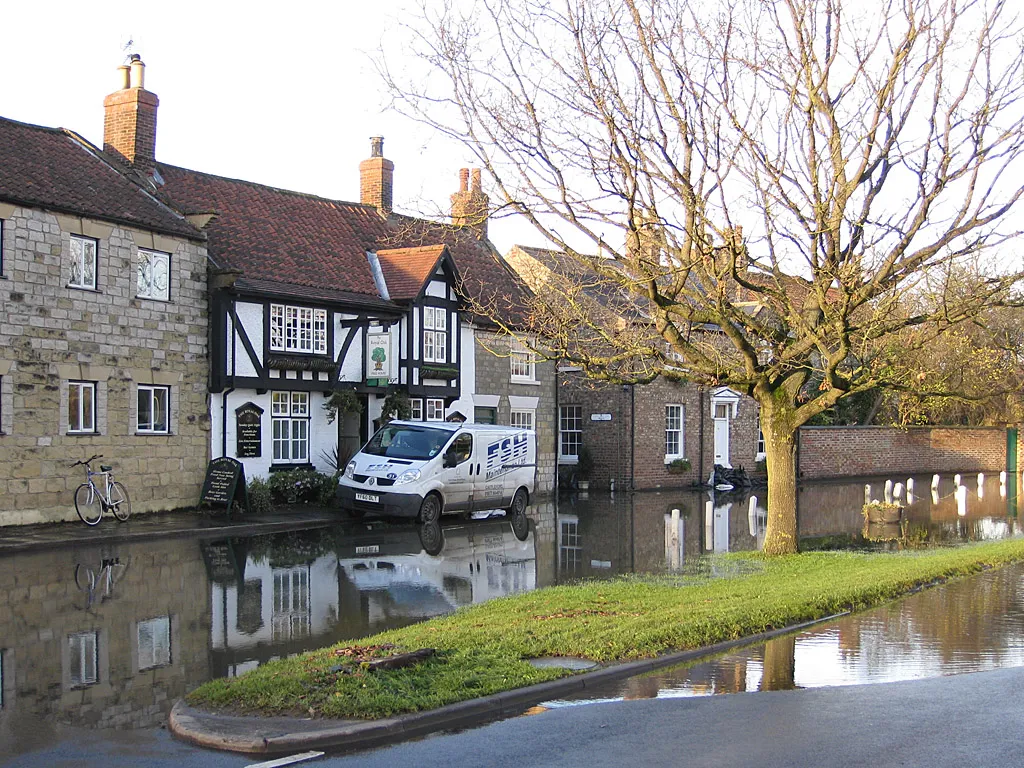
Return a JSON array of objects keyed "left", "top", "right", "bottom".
[{"left": 5, "top": 666, "right": 1024, "bottom": 767}]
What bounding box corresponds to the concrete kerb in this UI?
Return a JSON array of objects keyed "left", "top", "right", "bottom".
[{"left": 169, "top": 612, "right": 847, "bottom": 756}]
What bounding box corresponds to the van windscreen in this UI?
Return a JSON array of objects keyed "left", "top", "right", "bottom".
[{"left": 364, "top": 425, "right": 453, "bottom": 460}]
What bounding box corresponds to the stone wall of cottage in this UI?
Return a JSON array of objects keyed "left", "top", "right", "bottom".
[
  {"left": 0, "top": 204, "right": 209, "bottom": 525},
  {"left": 558, "top": 374, "right": 761, "bottom": 490},
  {"left": 473, "top": 329, "right": 557, "bottom": 495},
  {"left": 0, "top": 537, "right": 210, "bottom": 728}
]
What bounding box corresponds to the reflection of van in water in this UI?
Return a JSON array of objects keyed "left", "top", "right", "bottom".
[{"left": 337, "top": 421, "right": 536, "bottom": 522}]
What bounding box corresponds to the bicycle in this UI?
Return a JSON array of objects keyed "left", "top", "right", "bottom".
[
  {"left": 74, "top": 555, "right": 129, "bottom": 610},
  {"left": 70, "top": 454, "right": 131, "bottom": 525}
]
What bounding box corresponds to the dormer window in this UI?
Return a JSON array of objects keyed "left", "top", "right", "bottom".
[
  {"left": 423, "top": 306, "right": 447, "bottom": 363},
  {"left": 270, "top": 304, "right": 328, "bottom": 354}
]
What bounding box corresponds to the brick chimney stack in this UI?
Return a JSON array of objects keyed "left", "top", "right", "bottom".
[
  {"left": 359, "top": 136, "right": 394, "bottom": 213},
  {"left": 451, "top": 168, "right": 489, "bottom": 238},
  {"left": 103, "top": 55, "right": 159, "bottom": 175}
]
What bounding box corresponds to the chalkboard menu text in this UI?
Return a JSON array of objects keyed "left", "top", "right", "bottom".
[
  {"left": 235, "top": 402, "right": 263, "bottom": 458},
  {"left": 200, "top": 456, "right": 249, "bottom": 514}
]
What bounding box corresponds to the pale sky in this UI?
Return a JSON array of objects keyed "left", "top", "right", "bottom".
[{"left": 1, "top": 1, "right": 537, "bottom": 254}]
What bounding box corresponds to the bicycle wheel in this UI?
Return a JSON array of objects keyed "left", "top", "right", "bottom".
[
  {"left": 74, "top": 563, "right": 96, "bottom": 592},
  {"left": 109, "top": 482, "right": 132, "bottom": 522},
  {"left": 74, "top": 483, "right": 103, "bottom": 525}
]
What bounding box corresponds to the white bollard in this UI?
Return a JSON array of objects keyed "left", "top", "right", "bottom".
[
  {"left": 907, "top": 478, "right": 914, "bottom": 495},
  {"left": 932, "top": 488, "right": 940, "bottom": 506},
  {"left": 932, "top": 474, "right": 940, "bottom": 490},
  {"left": 884, "top": 479, "right": 893, "bottom": 504},
  {"left": 747, "top": 498, "right": 757, "bottom": 537},
  {"left": 864, "top": 484, "right": 872, "bottom": 505},
  {"left": 955, "top": 474, "right": 962, "bottom": 487},
  {"left": 956, "top": 485, "right": 968, "bottom": 517},
  {"left": 1000, "top": 471, "right": 1007, "bottom": 485},
  {"left": 705, "top": 501, "right": 714, "bottom": 551},
  {"left": 894, "top": 482, "right": 904, "bottom": 500},
  {"left": 978, "top": 473, "right": 985, "bottom": 487}
]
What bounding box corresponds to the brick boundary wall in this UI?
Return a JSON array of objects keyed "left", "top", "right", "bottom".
[{"left": 797, "top": 426, "right": 1021, "bottom": 479}]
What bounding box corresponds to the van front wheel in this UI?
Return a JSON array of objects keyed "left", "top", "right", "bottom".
[{"left": 418, "top": 494, "right": 442, "bottom": 525}]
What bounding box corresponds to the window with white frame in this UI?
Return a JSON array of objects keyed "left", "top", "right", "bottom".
[
  {"left": 271, "top": 391, "right": 309, "bottom": 462},
  {"left": 510, "top": 337, "right": 536, "bottom": 382},
  {"left": 69, "top": 631, "right": 98, "bottom": 687},
  {"left": 69, "top": 234, "right": 98, "bottom": 290},
  {"left": 426, "top": 398, "right": 445, "bottom": 421},
  {"left": 272, "top": 567, "right": 310, "bottom": 642},
  {"left": 68, "top": 381, "right": 96, "bottom": 433},
  {"left": 137, "top": 248, "right": 170, "bottom": 300},
  {"left": 269, "top": 304, "right": 328, "bottom": 355},
  {"left": 138, "top": 616, "right": 171, "bottom": 669},
  {"left": 510, "top": 408, "right": 534, "bottom": 431},
  {"left": 137, "top": 385, "right": 170, "bottom": 434},
  {"left": 409, "top": 398, "right": 424, "bottom": 421},
  {"left": 665, "top": 404, "right": 684, "bottom": 459},
  {"left": 756, "top": 415, "right": 766, "bottom": 458},
  {"left": 559, "top": 405, "right": 582, "bottom": 459},
  {"left": 423, "top": 306, "right": 447, "bottom": 363}
]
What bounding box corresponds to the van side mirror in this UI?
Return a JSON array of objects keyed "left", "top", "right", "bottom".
[{"left": 443, "top": 452, "right": 457, "bottom": 468}]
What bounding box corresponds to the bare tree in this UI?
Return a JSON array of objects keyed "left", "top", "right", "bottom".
[{"left": 382, "top": 0, "right": 1024, "bottom": 554}]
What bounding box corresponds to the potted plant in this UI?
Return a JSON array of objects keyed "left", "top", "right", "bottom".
[
  {"left": 666, "top": 457, "right": 691, "bottom": 474},
  {"left": 322, "top": 388, "right": 363, "bottom": 424},
  {"left": 576, "top": 445, "right": 595, "bottom": 491}
]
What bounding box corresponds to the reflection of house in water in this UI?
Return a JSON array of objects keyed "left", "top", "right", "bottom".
[
  {"left": 207, "top": 520, "right": 536, "bottom": 678},
  {"left": 0, "top": 539, "right": 211, "bottom": 732},
  {"left": 555, "top": 492, "right": 766, "bottom": 580}
]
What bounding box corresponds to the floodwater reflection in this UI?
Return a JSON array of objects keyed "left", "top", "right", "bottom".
[
  {"left": 0, "top": 470, "right": 1020, "bottom": 738},
  {"left": 554, "top": 472, "right": 1024, "bottom": 582},
  {"left": 545, "top": 560, "right": 1024, "bottom": 706}
]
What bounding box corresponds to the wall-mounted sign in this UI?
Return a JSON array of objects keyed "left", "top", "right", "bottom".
[
  {"left": 366, "top": 331, "right": 391, "bottom": 380},
  {"left": 591, "top": 413, "right": 612, "bottom": 421},
  {"left": 235, "top": 402, "right": 263, "bottom": 458}
]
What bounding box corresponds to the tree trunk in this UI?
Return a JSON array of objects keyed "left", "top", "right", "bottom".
[{"left": 760, "top": 401, "right": 799, "bottom": 555}]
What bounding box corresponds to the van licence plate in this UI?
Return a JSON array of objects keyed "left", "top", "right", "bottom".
[{"left": 355, "top": 493, "right": 379, "bottom": 503}]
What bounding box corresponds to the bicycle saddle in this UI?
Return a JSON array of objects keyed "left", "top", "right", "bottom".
[{"left": 100, "top": 465, "right": 113, "bottom": 472}]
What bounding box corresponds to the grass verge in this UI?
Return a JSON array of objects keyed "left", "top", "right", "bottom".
[{"left": 188, "top": 538, "right": 1024, "bottom": 719}]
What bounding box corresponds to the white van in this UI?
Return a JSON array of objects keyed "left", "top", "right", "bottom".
[{"left": 336, "top": 420, "right": 536, "bottom": 523}]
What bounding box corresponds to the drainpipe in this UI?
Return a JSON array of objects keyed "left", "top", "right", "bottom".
[
  {"left": 554, "top": 364, "right": 561, "bottom": 493},
  {"left": 221, "top": 306, "right": 238, "bottom": 459},
  {"left": 629, "top": 383, "right": 636, "bottom": 491},
  {"left": 698, "top": 386, "right": 705, "bottom": 486}
]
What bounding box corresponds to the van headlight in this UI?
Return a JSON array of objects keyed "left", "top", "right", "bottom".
[
  {"left": 344, "top": 460, "right": 356, "bottom": 480},
  {"left": 394, "top": 469, "right": 421, "bottom": 485}
]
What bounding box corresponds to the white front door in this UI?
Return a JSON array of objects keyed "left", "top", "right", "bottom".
[{"left": 713, "top": 403, "right": 731, "bottom": 467}]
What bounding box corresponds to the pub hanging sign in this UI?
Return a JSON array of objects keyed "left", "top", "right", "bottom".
[{"left": 366, "top": 331, "right": 391, "bottom": 381}]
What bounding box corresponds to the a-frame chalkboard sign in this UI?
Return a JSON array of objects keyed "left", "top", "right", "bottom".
[{"left": 200, "top": 456, "right": 250, "bottom": 514}]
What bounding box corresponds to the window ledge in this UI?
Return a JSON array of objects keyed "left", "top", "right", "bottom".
[
  {"left": 510, "top": 378, "right": 541, "bottom": 386},
  {"left": 68, "top": 285, "right": 101, "bottom": 293},
  {"left": 66, "top": 431, "right": 100, "bottom": 436},
  {"left": 269, "top": 462, "right": 315, "bottom": 472},
  {"left": 559, "top": 456, "right": 580, "bottom": 465},
  {"left": 136, "top": 431, "right": 173, "bottom": 436}
]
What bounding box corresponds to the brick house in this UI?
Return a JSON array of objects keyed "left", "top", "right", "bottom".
[
  {"left": 0, "top": 57, "right": 210, "bottom": 525},
  {"left": 505, "top": 245, "right": 763, "bottom": 490}
]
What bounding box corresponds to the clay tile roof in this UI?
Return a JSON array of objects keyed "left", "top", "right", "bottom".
[
  {"left": 157, "top": 163, "right": 389, "bottom": 299},
  {"left": 0, "top": 116, "right": 201, "bottom": 240},
  {"left": 385, "top": 216, "right": 533, "bottom": 326},
  {"left": 375, "top": 245, "right": 448, "bottom": 301}
]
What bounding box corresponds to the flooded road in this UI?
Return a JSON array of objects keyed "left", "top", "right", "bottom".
[
  {"left": 0, "top": 471, "right": 1021, "bottom": 739},
  {"left": 544, "top": 561, "right": 1024, "bottom": 707}
]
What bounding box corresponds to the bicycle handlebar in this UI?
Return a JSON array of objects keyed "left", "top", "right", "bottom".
[{"left": 70, "top": 454, "right": 103, "bottom": 468}]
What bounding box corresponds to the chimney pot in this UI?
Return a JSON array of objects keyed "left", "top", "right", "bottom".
[
  {"left": 370, "top": 136, "right": 384, "bottom": 158},
  {"left": 129, "top": 57, "right": 145, "bottom": 89},
  {"left": 116, "top": 64, "right": 131, "bottom": 90},
  {"left": 459, "top": 168, "right": 469, "bottom": 192},
  {"left": 471, "top": 168, "right": 482, "bottom": 192}
]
